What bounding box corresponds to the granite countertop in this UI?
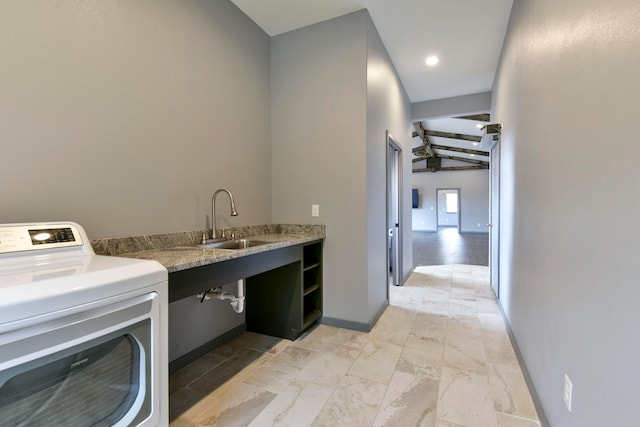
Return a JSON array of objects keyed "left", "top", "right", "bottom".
[
  {"left": 118, "top": 233, "right": 323, "bottom": 273},
  {"left": 91, "top": 224, "right": 325, "bottom": 274}
]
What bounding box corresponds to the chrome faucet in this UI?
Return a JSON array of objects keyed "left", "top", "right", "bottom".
[{"left": 211, "top": 188, "right": 238, "bottom": 240}]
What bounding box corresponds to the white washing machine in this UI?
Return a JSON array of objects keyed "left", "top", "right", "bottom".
[{"left": 0, "top": 222, "right": 168, "bottom": 427}]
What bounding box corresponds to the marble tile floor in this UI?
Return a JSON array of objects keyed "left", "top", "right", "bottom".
[{"left": 169, "top": 264, "right": 540, "bottom": 427}]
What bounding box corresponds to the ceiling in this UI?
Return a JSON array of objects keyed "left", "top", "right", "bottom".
[
  {"left": 230, "top": 0, "right": 512, "bottom": 172},
  {"left": 230, "top": 0, "right": 513, "bottom": 103},
  {"left": 412, "top": 115, "right": 495, "bottom": 172}
]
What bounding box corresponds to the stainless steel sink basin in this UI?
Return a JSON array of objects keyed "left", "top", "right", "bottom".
[{"left": 192, "top": 239, "right": 271, "bottom": 250}]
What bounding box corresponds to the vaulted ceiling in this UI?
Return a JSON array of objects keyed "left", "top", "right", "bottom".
[
  {"left": 230, "top": 1, "right": 512, "bottom": 172},
  {"left": 230, "top": 0, "right": 513, "bottom": 103},
  {"left": 412, "top": 116, "right": 494, "bottom": 173}
]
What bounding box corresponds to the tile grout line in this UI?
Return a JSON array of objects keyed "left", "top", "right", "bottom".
[{"left": 170, "top": 264, "right": 539, "bottom": 427}]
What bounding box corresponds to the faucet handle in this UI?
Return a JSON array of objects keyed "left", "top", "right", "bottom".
[
  {"left": 201, "top": 231, "right": 207, "bottom": 244},
  {"left": 220, "top": 228, "right": 227, "bottom": 239}
]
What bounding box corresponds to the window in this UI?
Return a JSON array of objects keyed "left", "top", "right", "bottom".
[{"left": 445, "top": 192, "right": 458, "bottom": 214}]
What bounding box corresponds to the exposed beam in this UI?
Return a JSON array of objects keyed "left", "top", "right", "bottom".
[
  {"left": 441, "top": 165, "right": 489, "bottom": 171},
  {"left": 413, "top": 154, "right": 488, "bottom": 166},
  {"left": 412, "top": 165, "right": 488, "bottom": 173},
  {"left": 412, "top": 121, "right": 435, "bottom": 158},
  {"left": 456, "top": 114, "right": 490, "bottom": 122},
  {"left": 412, "top": 146, "right": 423, "bottom": 154},
  {"left": 431, "top": 144, "right": 489, "bottom": 157},
  {"left": 424, "top": 129, "right": 481, "bottom": 143}
]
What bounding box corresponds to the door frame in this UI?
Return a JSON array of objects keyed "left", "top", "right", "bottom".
[
  {"left": 489, "top": 137, "right": 500, "bottom": 297},
  {"left": 386, "top": 131, "right": 403, "bottom": 287}
]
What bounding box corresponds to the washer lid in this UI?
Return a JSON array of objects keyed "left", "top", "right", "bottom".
[{"left": 0, "top": 253, "right": 167, "bottom": 327}]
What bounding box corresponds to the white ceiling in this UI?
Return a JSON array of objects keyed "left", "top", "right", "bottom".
[{"left": 230, "top": 0, "right": 513, "bottom": 103}]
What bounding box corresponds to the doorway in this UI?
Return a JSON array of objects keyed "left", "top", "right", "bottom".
[
  {"left": 436, "top": 188, "right": 461, "bottom": 232},
  {"left": 387, "top": 132, "right": 403, "bottom": 287}
]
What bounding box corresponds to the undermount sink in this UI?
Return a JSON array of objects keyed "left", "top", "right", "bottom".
[{"left": 193, "top": 239, "right": 271, "bottom": 250}]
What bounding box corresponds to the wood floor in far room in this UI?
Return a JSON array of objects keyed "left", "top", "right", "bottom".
[{"left": 413, "top": 227, "right": 488, "bottom": 267}]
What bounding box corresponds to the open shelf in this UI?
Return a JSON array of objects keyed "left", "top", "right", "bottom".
[
  {"left": 302, "top": 310, "right": 322, "bottom": 330},
  {"left": 303, "top": 284, "right": 320, "bottom": 296},
  {"left": 246, "top": 240, "right": 323, "bottom": 340},
  {"left": 303, "top": 243, "right": 322, "bottom": 268},
  {"left": 303, "top": 262, "right": 321, "bottom": 272},
  {"left": 301, "top": 241, "right": 323, "bottom": 335}
]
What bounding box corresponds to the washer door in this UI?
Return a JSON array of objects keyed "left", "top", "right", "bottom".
[{"left": 0, "top": 293, "right": 159, "bottom": 427}]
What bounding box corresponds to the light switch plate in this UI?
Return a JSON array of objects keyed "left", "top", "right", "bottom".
[{"left": 312, "top": 204, "right": 319, "bottom": 217}]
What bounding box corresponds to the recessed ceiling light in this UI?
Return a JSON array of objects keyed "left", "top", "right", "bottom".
[
  {"left": 476, "top": 124, "right": 483, "bottom": 129},
  {"left": 425, "top": 56, "right": 439, "bottom": 66},
  {"left": 472, "top": 142, "right": 479, "bottom": 146},
  {"left": 470, "top": 154, "right": 475, "bottom": 157}
]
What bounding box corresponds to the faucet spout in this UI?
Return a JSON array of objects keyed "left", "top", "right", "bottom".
[{"left": 211, "top": 188, "right": 238, "bottom": 239}]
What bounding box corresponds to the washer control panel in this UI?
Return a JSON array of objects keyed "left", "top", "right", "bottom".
[{"left": 0, "top": 223, "right": 84, "bottom": 254}]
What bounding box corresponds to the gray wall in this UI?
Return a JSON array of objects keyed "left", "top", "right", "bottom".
[
  {"left": 412, "top": 168, "right": 489, "bottom": 233},
  {"left": 365, "top": 16, "right": 413, "bottom": 325},
  {"left": 0, "top": 0, "right": 270, "bottom": 362},
  {"left": 493, "top": 0, "right": 640, "bottom": 425},
  {"left": 271, "top": 11, "right": 369, "bottom": 327},
  {"left": 0, "top": 0, "right": 271, "bottom": 238},
  {"left": 412, "top": 92, "right": 491, "bottom": 121},
  {"left": 271, "top": 11, "right": 411, "bottom": 329},
  {"left": 169, "top": 281, "right": 244, "bottom": 361}
]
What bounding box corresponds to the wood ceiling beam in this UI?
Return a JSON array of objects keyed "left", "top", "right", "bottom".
[
  {"left": 441, "top": 165, "right": 489, "bottom": 171},
  {"left": 412, "top": 121, "right": 435, "bottom": 158},
  {"left": 431, "top": 144, "right": 489, "bottom": 157},
  {"left": 455, "top": 114, "right": 490, "bottom": 122},
  {"left": 412, "top": 154, "right": 488, "bottom": 166},
  {"left": 424, "top": 129, "right": 481, "bottom": 143},
  {"left": 436, "top": 154, "right": 489, "bottom": 166},
  {"left": 412, "top": 165, "right": 488, "bottom": 173}
]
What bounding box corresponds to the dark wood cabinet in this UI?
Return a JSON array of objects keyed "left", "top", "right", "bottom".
[
  {"left": 169, "top": 239, "right": 323, "bottom": 341},
  {"left": 167, "top": 238, "right": 324, "bottom": 370},
  {"left": 245, "top": 240, "right": 323, "bottom": 340},
  {"left": 301, "top": 241, "right": 322, "bottom": 332}
]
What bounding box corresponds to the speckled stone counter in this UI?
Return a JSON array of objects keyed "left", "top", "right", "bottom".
[{"left": 92, "top": 224, "right": 324, "bottom": 273}]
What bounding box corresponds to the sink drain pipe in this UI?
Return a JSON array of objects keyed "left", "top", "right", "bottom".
[{"left": 197, "top": 279, "right": 245, "bottom": 313}]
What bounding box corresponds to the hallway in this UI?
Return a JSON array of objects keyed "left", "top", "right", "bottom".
[
  {"left": 413, "top": 227, "right": 489, "bottom": 267},
  {"left": 169, "top": 264, "right": 540, "bottom": 426}
]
